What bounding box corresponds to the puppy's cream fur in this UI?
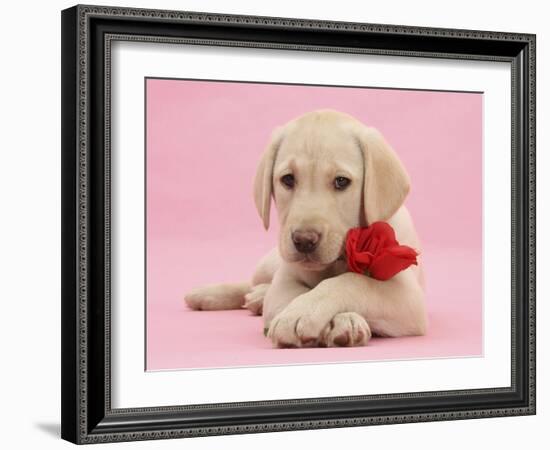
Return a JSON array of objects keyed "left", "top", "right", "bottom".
[{"left": 184, "top": 110, "right": 426, "bottom": 348}]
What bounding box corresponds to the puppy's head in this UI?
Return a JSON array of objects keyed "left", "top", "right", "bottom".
[{"left": 254, "top": 110, "right": 410, "bottom": 271}]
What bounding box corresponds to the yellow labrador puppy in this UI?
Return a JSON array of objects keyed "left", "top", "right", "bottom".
[{"left": 185, "top": 110, "right": 427, "bottom": 348}]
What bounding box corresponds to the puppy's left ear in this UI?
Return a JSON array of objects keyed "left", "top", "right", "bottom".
[
  {"left": 358, "top": 127, "right": 410, "bottom": 224},
  {"left": 253, "top": 128, "right": 284, "bottom": 230}
]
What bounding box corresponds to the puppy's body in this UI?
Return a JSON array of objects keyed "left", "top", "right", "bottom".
[{"left": 185, "top": 110, "right": 427, "bottom": 348}]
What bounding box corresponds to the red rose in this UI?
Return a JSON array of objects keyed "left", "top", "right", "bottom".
[{"left": 345, "top": 222, "right": 419, "bottom": 281}]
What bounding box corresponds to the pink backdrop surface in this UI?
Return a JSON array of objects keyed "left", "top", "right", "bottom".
[{"left": 145, "top": 78, "right": 483, "bottom": 371}]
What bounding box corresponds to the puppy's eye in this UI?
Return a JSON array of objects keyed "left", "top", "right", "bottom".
[
  {"left": 334, "top": 176, "right": 351, "bottom": 190},
  {"left": 280, "top": 174, "right": 295, "bottom": 189}
]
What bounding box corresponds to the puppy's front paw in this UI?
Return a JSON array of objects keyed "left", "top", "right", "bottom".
[
  {"left": 243, "top": 283, "right": 268, "bottom": 315},
  {"left": 320, "top": 312, "right": 371, "bottom": 347},
  {"left": 267, "top": 304, "right": 329, "bottom": 348}
]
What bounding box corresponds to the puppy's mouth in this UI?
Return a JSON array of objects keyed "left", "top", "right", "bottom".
[
  {"left": 297, "top": 257, "right": 327, "bottom": 271},
  {"left": 291, "top": 253, "right": 345, "bottom": 271}
]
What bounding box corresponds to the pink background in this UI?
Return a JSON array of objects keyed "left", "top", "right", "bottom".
[{"left": 145, "top": 78, "right": 482, "bottom": 370}]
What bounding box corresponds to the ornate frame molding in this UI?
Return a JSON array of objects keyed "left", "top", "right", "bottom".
[{"left": 61, "top": 4, "right": 536, "bottom": 444}]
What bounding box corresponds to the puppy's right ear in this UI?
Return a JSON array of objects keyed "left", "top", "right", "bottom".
[{"left": 253, "top": 128, "right": 283, "bottom": 230}]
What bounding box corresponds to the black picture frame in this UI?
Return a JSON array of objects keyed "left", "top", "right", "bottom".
[{"left": 61, "top": 4, "right": 536, "bottom": 444}]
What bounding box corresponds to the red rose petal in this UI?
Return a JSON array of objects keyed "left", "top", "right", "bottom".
[
  {"left": 368, "top": 246, "right": 418, "bottom": 281},
  {"left": 345, "top": 222, "right": 418, "bottom": 280}
]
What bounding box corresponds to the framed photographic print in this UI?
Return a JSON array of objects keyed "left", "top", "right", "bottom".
[{"left": 61, "top": 4, "right": 536, "bottom": 444}]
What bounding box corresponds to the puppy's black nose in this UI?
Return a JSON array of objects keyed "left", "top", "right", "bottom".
[{"left": 292, "top": 230, "right": 320, "bottom": 254}]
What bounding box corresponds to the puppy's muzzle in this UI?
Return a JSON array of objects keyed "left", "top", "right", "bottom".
[{"left": 292, "top": 230, "right": 321, "bottom": 254}]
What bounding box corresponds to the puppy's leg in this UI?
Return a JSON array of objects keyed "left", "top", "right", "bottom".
[
  {"left": 184, "top": 248, "right": 281, "bottom": 312},
  {"left": 251, "top": 248, "right": 281, "bottom": 286},
  {"left": 268, "top": 268, "right": 426, "bottom": 348},
  {"left": 184, "top": 282, "right": 251, "bottom": 311},
  {"left": 242, "top": 248, "right": 281, "bottom": 315},
  {"left": 243, "top": 283, "right": 269, "bottom": 315},
  {"left": 262, "top": 266, "right": 312, "bottom": 341}
]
